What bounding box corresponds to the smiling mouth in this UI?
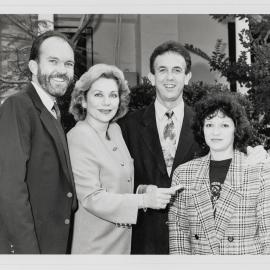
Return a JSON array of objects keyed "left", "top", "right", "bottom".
[
  {"left": 51, "top": 77, "right": 67, "bottom": 83},
  {"left": 164, "top": 84, "right": 176, "bottom": 89},
  {"left": 98, "top": 109, "right": 112, "bottom": 114}
]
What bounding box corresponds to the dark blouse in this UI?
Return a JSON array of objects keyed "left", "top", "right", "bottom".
[{"left": 209, "top": 158, "right": 232, "bottom": 217}]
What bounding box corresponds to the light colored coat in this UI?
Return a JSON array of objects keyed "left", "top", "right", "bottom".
[
  {"left": 169, "top": 150, "right": 270, "bottom": 255},
  {"left": 67, "top": 121, "right": 139, "bottom": 254}
]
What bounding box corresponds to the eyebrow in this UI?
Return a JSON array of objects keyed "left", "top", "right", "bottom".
[
  {"left": 47, "top": 56, "right": 74, "bottom": 63},
  {"left": 156, "top": 65, "right": 184, "bottom": 69}
]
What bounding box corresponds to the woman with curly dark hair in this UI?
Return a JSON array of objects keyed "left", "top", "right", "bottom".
[
  {"left": 169, "top": 92, "right": 270, "bottom": 255},
  {"left": 67, "top": 64, "right": 177, "bottom": 254}
]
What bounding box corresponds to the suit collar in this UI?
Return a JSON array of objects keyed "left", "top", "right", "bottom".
[
  {"left": 154, "top": 98, "right": 184, "bottom": 122},
  {"left": 172, "top": 105, "right": 195, "bottom": 173},
  {"left": 140, "top": 103, "right": 197, "bottom": 179},
  {"left": 193, "top": 150, "right": 245, "bottom": 191},
  {"left": 26, "top": 84, "right": 75, "bottom": 190},
  {"left": 214, "top": 150, "right": 244, "bottom": 240},
  {"left": 141, "top": 103, "right": 168, "bottom": 177},
  {"left": 31, "top": 81, "right": 55, "bottom": 114},
  {"left": 26, "top": 83, "right": 46, "bottom": 112},
  {"left": 142, "top": 102, "right": 156, "bottom": 127}
]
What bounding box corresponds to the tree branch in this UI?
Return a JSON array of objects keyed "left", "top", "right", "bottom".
[
  {"left": 5, "top": 15, "right": 36, "bottom": 38},
  {"left": 71, "top": 15, "right": 95, "bottom": 46},
  {"left": 0, "top": 77, "right": 28, "bottom": 84}
]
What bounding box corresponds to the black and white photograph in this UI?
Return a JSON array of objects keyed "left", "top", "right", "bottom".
[{"left": 1, "top": 0, "right": 270, "bottom": 269}]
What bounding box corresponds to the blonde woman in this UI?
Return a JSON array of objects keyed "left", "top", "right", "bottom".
[{"left": 68, "top": 64, "right": 178, "bottom": 254}]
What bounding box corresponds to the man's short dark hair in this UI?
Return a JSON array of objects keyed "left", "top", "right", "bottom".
[
  {"left": 192, "top": 92, "right": 252, "bottom": 154},
  {"left": 149, "top": 40, "right": 191, "bottom": 75},
  {"left": 29, "top": 30, "right": 74, "bottom": 61}
]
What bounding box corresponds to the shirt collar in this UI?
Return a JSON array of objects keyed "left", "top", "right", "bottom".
[
  {"left": 31, "top": 81, "right": 56, "bottom": 112},
  {"left": 154, "top": 98, "right": 184, "bottom": 121}
]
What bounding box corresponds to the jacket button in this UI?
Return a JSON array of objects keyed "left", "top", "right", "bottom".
[
  {"left": 120, "top": 162, "right": 124, "bottom": 167},
  {"left": 64, "top": 219, "right": 70, "bottom": 225},
  {"left": 194, "top": 234, "right": 199, "bottom": 240},
  {"left": 228, "top": 236, "right": 234, "bottom": 242},
  {"left": 67, "top": 192, "right": 73, "bottom": 198}
]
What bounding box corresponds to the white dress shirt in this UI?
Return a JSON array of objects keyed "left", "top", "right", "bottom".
[
  {"left": 155, "top": 99, "right": 184, "bottom": 175},
  {"left": 136, "top": 99, "right": 185, "bottom": 194},
  {"left": 31, "top": 81, "right": 57, "bottom": 119}
]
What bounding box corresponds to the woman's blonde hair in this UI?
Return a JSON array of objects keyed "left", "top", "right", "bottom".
[{"left": 69, "top": 63, "right": 130, "bottom": 122}]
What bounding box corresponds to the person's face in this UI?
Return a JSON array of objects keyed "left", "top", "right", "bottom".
[
  {"left": 83, "top": 77, "right": 120, "bottom": 124},
  {"left": 148, "top": 52, "right": 191, "bottom": 108},
  {"left": 203, "top": 111, "right": 235, "bottom": 158},
  {"left": 29, "top": 37, "right": 75, "bottom": 98}
]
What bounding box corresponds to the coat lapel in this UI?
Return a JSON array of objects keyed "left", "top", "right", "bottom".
[
  {"left": 53, "top": 121, "right": 75, "bottom": 190},
  {"left": 26, "top": 84, "right": 74, "bottom": 188},
  {"left": 140, "top": 103, "right": 167, "bottom": 177},
  {"left": 172, "top": 105, "right": 195, "bottom": 173},
  {"left": 191, "top": 154, "right": 220, "bottom": 254},
  {"left": 191, "top": 151, "right": 245, "bottom": 252},
  {"left": 214, "top": 150, "right": 244, "bottom": 241}
]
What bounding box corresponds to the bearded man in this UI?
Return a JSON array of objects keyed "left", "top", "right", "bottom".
[{"left": 0, "top": 31, "right": 77, "bottom": 254}]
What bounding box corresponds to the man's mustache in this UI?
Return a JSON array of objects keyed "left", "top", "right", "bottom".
[{"left": 50, "top": 73, "right": 72, "bottom": 82}]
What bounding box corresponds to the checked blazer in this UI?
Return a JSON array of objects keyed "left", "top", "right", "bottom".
[{"left": 169, "top": 150, "right": 270, "bottom": 255}]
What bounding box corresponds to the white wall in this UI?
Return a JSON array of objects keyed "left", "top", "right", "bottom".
[
  {"left": 91, "top": 15, "right": 137, "bottom": 72},
  {"left": 177, "top": 14, "right": 229, "bottom": 84},
  {"left": 138, "top": 14, "right": 179, "bottom": 76},
  {"left": 55, "top": 14, "right": 229, "bottom": 85},
  {"left": 136, "top": 14, "right": 229, "bottom": 84}
]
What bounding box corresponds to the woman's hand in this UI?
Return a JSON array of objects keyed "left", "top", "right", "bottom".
[{"left": 143, "top": 185, "right": 184, "bottom": 209}]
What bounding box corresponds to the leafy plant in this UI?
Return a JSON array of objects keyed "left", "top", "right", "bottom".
[
  {"left": 129, "top": 77, "right": 265, "bottom": 147},
  {"left": 183, "top": 15, "right": 270, "bottom": 149},
  {"left": 0, "top": 14, "right": 102, "bottom": 103}
]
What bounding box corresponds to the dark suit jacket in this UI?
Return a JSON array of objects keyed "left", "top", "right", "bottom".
[
  {"left": 0, "top": 84, "right": 77, "bottom": 254},
  {"left": 119, "top": 102, "right": 200, "bottom": 254}
]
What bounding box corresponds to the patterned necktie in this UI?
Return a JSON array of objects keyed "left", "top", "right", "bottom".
[
  {"left": 52, "top": 102, "right": 61, "bottom": 124},
  {"left": 163, "top": 110, "right": 177, "bottom": 175}
]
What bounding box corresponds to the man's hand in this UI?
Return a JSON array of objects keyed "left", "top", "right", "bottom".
[{"left": 246, "top": 145, "right": 270, "bottom": 165}]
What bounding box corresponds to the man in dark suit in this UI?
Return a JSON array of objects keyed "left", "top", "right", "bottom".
[
  {"left": 0, "top": 31, "right": 77, "bottom": 254},
  {"left": 119, "top": 41, "right": 199, "bottom": 254},
  {"left": 119, "top": 40, "right": 269, "bottom": 255}
]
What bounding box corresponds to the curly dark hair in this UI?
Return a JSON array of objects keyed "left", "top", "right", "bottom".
[
  {"left": 149, "top": 40, "right": 191, "bottom": 75},
  {"left": 192, "top": 92, "right": 252, "bottom": 154}
]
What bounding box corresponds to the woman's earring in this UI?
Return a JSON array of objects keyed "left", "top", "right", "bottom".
[{"left": 82, "top": 99, "right": 87, "bottom": 109}]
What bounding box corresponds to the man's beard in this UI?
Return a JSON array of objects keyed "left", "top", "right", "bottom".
[{"left": 37, "top": 69, "right": 73, "bottom": 98}]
